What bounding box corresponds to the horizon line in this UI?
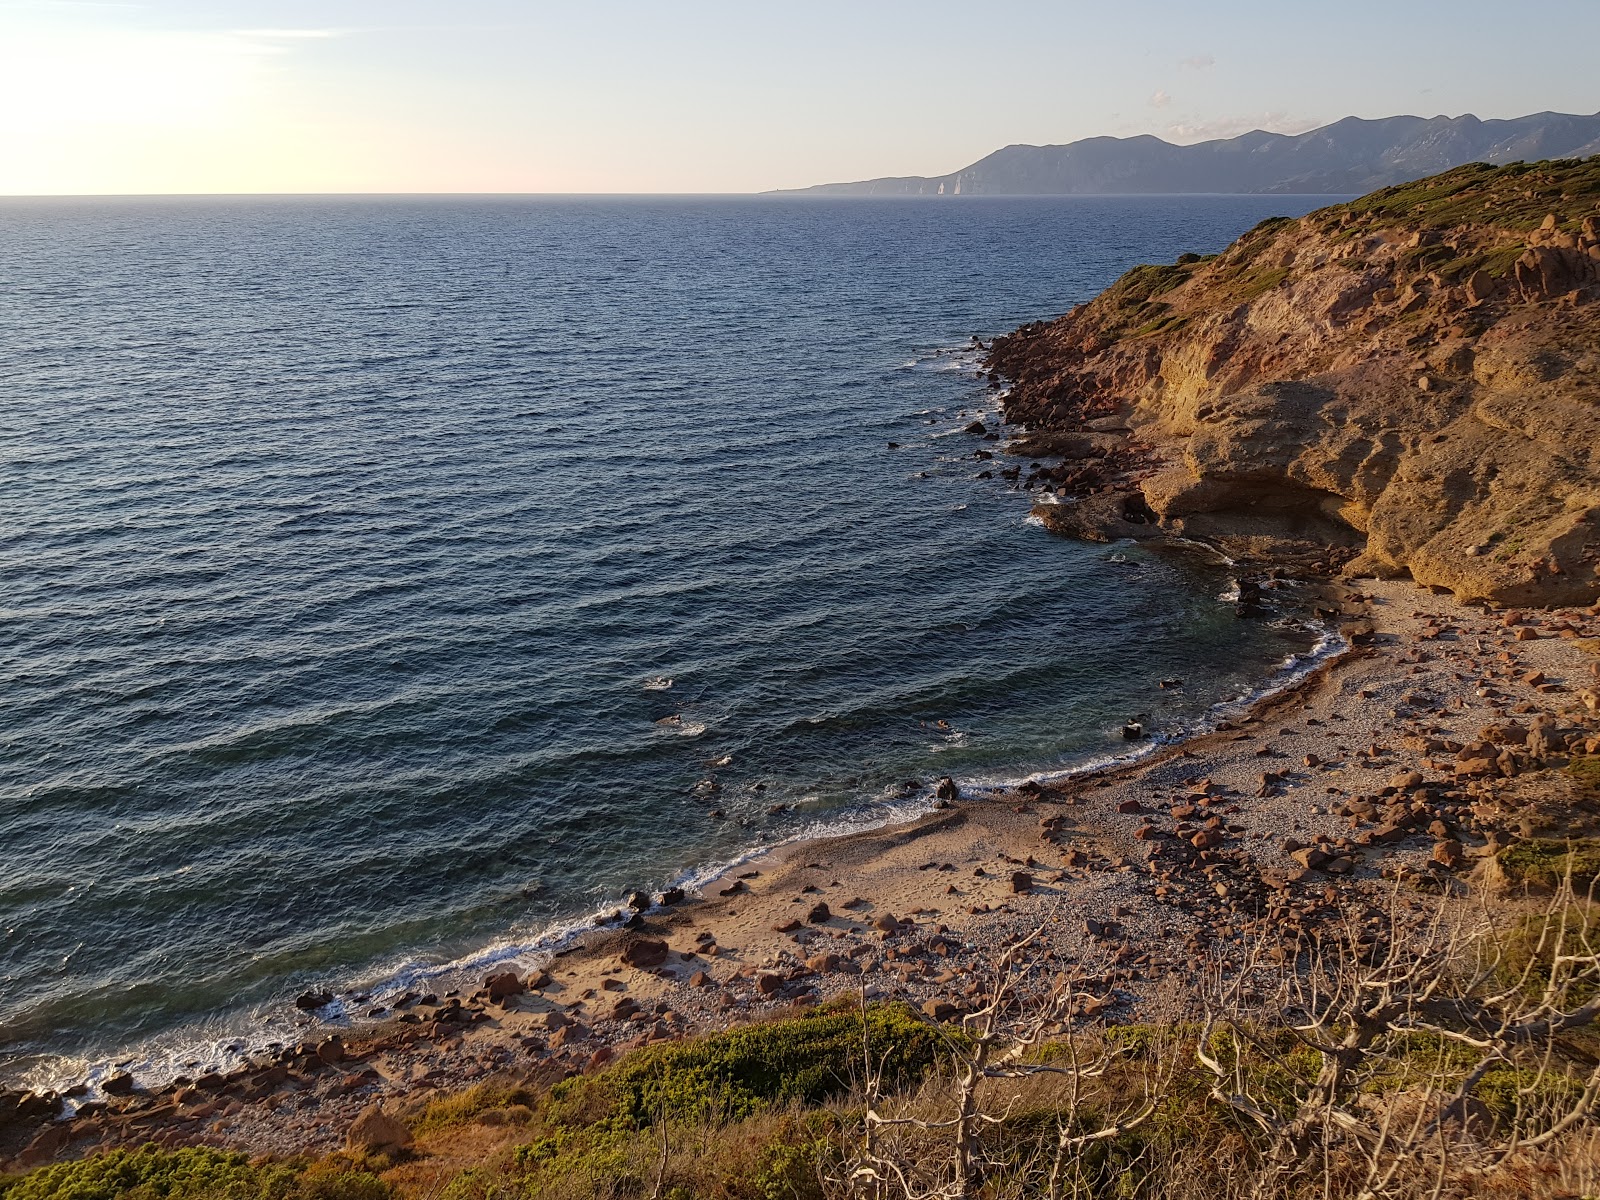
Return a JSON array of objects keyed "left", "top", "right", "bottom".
[{"left": 0, "top": 189, "right": 1361, "bottom": 200}]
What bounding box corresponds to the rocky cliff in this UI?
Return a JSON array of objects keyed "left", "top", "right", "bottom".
[{"left": 988, "top": 158, "right": 1600, "bottom": 607}]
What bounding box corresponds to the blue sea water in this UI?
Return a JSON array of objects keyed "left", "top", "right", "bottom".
[{"left": 0, "top": 193, "right": 1339, "bottom": 1088}]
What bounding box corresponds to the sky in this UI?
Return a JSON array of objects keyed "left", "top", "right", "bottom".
[{"left": 1, "top": 0, "right": 1597, "bottom": 195}]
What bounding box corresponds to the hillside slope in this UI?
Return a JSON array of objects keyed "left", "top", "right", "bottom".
[
  {"left": 988, "top": 158, "right": 1600, "bottom": 606},
  {"left": 775, "top": 111, "right": 1600, "bottom": 197}
]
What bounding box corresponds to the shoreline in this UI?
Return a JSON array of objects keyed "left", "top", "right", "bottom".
[
  {"left": 12, "top": 573, "right": 1597, "bottom": 1168},
  {"left": 5, "top": 580, "right": 1339, "bottom": 1109}
]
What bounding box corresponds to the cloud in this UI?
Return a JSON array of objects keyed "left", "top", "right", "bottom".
[
  {"left": 1149, "top": 89, "right": 1172, "bottom": 109},
  {"left": 1164, "top": 111, "right": 1320, "bottom": 142},
  {"left": 233, "top": 29, "right": 342, "bottom": 39},
  {"left": 1179, "top": 54, "right": 1215, "bottom": 69}
]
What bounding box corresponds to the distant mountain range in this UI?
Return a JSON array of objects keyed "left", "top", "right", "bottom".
[{"left": 770, "top": 111, "right": 1600, "bottom": 197}]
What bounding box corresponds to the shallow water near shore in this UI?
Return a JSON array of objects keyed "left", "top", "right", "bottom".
[{"left": 0, "top": 193, "right": 1340, "bottom": 1088}]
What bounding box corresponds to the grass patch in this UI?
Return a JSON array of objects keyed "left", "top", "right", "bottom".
[
  {"left": 1331, "top": 157, "right": 1600, "bottom": 232},
  {"left": 1497, "top": 839, "right": 1600, "bottom": 891},
  {"left": 1568, "top": 758, "right": 1600, "bottom": 797},
  {"left": 548, "top": 1004, "right": 943, "bottom": 1132}
]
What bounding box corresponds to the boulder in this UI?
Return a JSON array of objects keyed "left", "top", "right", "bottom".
[
  {"left": 620, "top": 940, "right": 670, "bottom": 970},
  {"left": 1010, "top": 871, "right": 1034, "bottom": 893},
  {"left": 1291, "top": 846, "right": 1330, "bottom": 870},
  {"left": 16, "top": 1123, "right": 70, "bottom": 1168},
  {"left": 346, "top": 1105, "right": 412, "bottom": 1155},
  {"left": 1, "top": 1089, "right": 61, "bottom": 1131},
  {"left": 316, "top": 1036, "right": 347, "bottom": 1066},
  {"left": 806, "top": 902, "right": 831, "bottom": 924},
  {"left": 921, "top": 998, "right": 962, "bottom": 1022},
  {"left": 485, "top": 972, "right": 525, "bottom": 1001}
]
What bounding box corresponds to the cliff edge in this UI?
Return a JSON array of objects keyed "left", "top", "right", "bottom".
[{"left": 989, "top": 158, "right": 1600, "bottom": 606}]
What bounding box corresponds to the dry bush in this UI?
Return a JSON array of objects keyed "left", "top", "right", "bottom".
[{"left": 828, "top": 877, "right": 1600, "bottom": 1200}]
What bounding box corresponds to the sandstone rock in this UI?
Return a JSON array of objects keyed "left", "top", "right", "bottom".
[
  {"left": 346, "top": 1105, "right": 412, "bottom": 1154},
  {"left": 806, "top": 902, "right": 831, "bottom": 924},
  {"left": 1291, "top": 847, "right": 1330, "bottom": 870},
  {"left": 921, "top": 998, "right": 961, "bottom": 1022},
  {"left": 16, "top": 1123, "right": 70, "bottom": 1168},
  {"left": 935, "top": 776, "right": 960, "bottom": 802},
  {"left": 1, "top": 1089, "right": 61, "bottom": 1131},
  {"left": 1432, "top": 840, "right": 1465, "bottom": 870},
  {"left": 316, "top": 1036, "right": 346, "bottom": 1065},
  {"left": 1010, "top": 871, "right": 1034, "bottom": 893},
  {"left": 485, "top": 972, "right": 524, "bottom": 1001},
  {"left": 620, "top": 940, "right": 669, "bottom": 970}
]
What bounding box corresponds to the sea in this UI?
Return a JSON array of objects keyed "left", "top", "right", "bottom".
[{"left": 0, "top": 192, "right": 1341, "bottom": 1095}]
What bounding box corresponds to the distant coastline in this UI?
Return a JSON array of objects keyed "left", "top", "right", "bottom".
[{"left": 770, "top": 108, "right": 1600, "bottom": 197}]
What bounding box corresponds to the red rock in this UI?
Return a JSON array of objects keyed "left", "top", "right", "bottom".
[
  {"left": 620, "top": 940, "right": 669, "bottom": 970},
  {"left": 346, "top": 1105, "right": 411, "bottom": 1154},
  {"left": 485, "top": 972, "right": 525, "bottom": 1001}
]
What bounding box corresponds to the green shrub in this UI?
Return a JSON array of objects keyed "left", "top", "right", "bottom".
[
  {"left": 0, "top": 1147, "right": 389, "bottom": 1200},
  {"left": 1566, "top": 758, "right": 1600, "bottom": 797},
  {"left": 1497, "top": 839, "right": 1600, "bottom": 891},
  {"left": 549, "top": 1005, "right": 942, "bottom": 1131}
]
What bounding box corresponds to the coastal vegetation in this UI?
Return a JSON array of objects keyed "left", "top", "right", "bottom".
[{"left": 10, "top": 890, "right": 1600, "bottom": 1199}]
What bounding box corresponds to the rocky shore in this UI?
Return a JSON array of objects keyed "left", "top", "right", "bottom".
[
  {"left": 5, "top": 578, "right": 1599, "bottom": 1170},
  {"left": 988, "top": 158, "right": 1600, "bottom": 607},
  {"left": 5, "top": 158, "right": 1600, "bottom": 1182}
]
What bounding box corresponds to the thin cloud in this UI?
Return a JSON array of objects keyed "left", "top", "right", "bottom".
[
  {"left": 1149, "top": 89, "right": 1173, "bottom": 109},
  {"left": 233, "top": 29, "right": 343, "bottom": 39},
  {"left": 1179, "top": 54, "right": 1215, "bottom": 69}
]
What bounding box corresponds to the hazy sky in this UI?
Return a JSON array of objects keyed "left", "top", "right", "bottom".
[{"left": 2, "top": 0, "right": 1596, "bottom": 195}]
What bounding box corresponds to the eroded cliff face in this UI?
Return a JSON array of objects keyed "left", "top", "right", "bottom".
[{"left": 989, "top": 160, "right": 1600, "bottom": 606}]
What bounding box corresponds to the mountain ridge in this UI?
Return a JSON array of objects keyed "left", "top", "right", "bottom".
[{"left": 772, "top": 110, "right": 1600, "bottom": 197}]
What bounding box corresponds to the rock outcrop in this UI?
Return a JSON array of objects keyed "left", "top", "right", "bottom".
[{"left": 990, "top": 159, "right": 1600, "bottom": 607}]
